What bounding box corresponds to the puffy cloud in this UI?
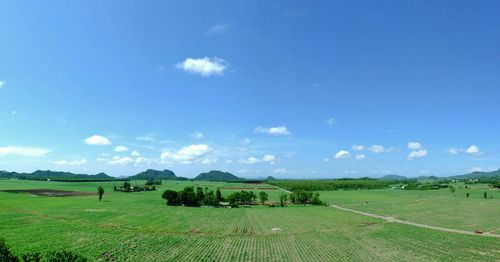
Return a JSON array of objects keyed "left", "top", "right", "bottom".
[
  {"left": 446, "top": 148, "right": 461, "bottom": 155},
  {"left": 83, "top": 135, "right": 111, "bottom": 146},
  {"left": 206, "top": 24, "right": 230, "bottom": 35},
  {"left": 326, "top": 118, "right": 336, "bottom": 125},
  {"left": 131, "top": 150, "right": 141, "bottom": 157},
  {"left": 408, "top": 149, "right": 428, "bottom": 160},
  {"left": 468, "top": 166, "right": 494, "bottom": 173},
  {"left": 352, "top": 145, "right": 364, "bottom": 151},
  {"left": 190, "top": 132, "right": 204, "bottom": 139},
  {"left": 54, "top": 159, "right": 87, "bottom": 166},
  {"left": 355, "top": 154, "right": 366, "bottom": 160},
  {"left": 241, "top": 138, "right": 251, "bottom": 145},
  {"left": 176, "top": 57, "right": 228, "bottom": 76},
  {"left": 201, "top": 157, "right": 218, "bottom": 164},
  {"left": 369, "top": 145, "right": 392, "bottom": 154},
  {"left": 161, "top": 144, "right": 212, "bottom": 164},
  {"left": 0, "top": 146, "right": 50, "bottom": 157},
  {"left": 254, "top": 126, "right": 290, "bottom": 136},
  {"left": 136, "top": 134, "right": 155, "bottom": 142},
  {"left": 114, "top": 145, "right": 128, "bottom": 152},
  {"left": 241, "top": 154, "right": 276, "bottom": 164},
  {"left": 407, "top": 142, "right": 422, "bottom": 150},
  {"left": 334, "top": 150, "right": 351, "bottom": 159},
  {"left": 465, "top": 145, "right": 482, "bottom": 155},
  {"left": 0, "top": 81, "right": 5, "bottom": 88},
  {"left": 107, "top": 156, "right": 134, "bottom": 165}
]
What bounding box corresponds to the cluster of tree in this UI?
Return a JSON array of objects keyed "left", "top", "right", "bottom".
[
  {"left": 226, "top": 191, "right": 258, "bottom": 207},
  {"left": 289, "top": 190, "right": 324, "bottom": 205},
  {"left": 145, "top": 179, "right": 162, "bottom": 185},
  {"left": 162, "top": 187, "right": 223, "bottom": 207},
  {"left": 0, "top": 238, "right": 87, "bottom": 262},
  {"left": 403, "top": 182, "right": 449, "bottom": 190},
  {"left": 268, "top": 179, "right": 393, "bottom": 191},
  {"left": 113, "top": 182, "right": 157, "bottom": 192},
  {"left": 490, "top": 181, "right": 500, "bottom": 188}
]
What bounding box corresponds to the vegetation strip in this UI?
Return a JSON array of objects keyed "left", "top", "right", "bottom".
[{"left": 330, "top": 204, "right": 500, "bottom": 238}]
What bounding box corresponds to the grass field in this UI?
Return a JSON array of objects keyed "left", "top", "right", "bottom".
[{"left": 0, "top": 179, "right": 499, "bottom": 261}]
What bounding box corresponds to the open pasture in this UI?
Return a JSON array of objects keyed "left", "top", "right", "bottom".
[
  {"left": 321, "top": 184, "right": 500, "bottom": 232},
  {"left": 0, "top": 179, "right": 499, "bottom": 261}
]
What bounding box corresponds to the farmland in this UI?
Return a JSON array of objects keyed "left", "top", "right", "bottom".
[{"left": 0, "top": 179, "right": 499, "bottom": 261}]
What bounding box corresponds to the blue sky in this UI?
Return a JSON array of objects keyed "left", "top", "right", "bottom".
[{"left": 1, "top": 1, "right": 499, "bottom": 178}]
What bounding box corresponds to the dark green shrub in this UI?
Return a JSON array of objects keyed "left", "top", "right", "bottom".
[
  {"left": 21, "top": 252, "right": 41, "bottom": 262},
  {"left": 0, "top": 238, "right": 18, "bottom": 262}
]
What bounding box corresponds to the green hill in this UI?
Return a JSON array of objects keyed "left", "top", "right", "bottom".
[
  {"left": 193, "top": 170, "right": 244, "bottom": 182},
  {"left": 129, "top": 169, "right": 178, "bottom": 180},
  {"left": 451, "top": 169, "right": 500, "bottom": 180},
  {"left": 379, "top": 175, "right": 408, "bottom": 180},
  {"left": 0, "top": 170, "right": 118, "bottom": 181}
]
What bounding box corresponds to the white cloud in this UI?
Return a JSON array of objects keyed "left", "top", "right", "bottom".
[
  {"left": 176, "top": 57, "right": 228, "bottom": 76},
  {"left": 107, "top": 156, "right": 134, "bottom": 165},
  {"left": 206, "top": 24, "right": 230, "bottom": 35},
  {"left": 131, "top": 150, "right": 141, "bottom": 157},
  {"left": 407, "top": 142, "right": 422, "bottom": 150},
  {"left": 262, "top": 154, "right": 276, "bottom": 163},
  {"left": 136, "top": 134, "right": 155, "bottom": 142},
  {"left": 201, "top": 157, "right": 218, "bottom": 164},
  {"left": 468, "top": 166, "right": 494, "bottom": 173},
  {"left": 408, "top": 149, "right": 428, "bottom": 160},
  {"left": 352, "top": 145, "right": 364, "bottom": 151},
  {"left": 241, "top": 154, "right": 277, "bottom": 164},
  {"left": 274, "top": 168, "right": 287, "bottom": 174},
  {"left": 161, "top": 144, "right": 212, "bottom": 164},
  {"left": 369, "top": 145, "right": 392, "bottom": 154},
  {"left": 334, "top": 150, "right": 351, "bottom": 159},
  {"left": 323, "top": 158, "right": 330, "bottom": 162},
  {"left": 114, "top": 145, "right": 128, "bottom": 152},
  {"left": 190, "top": 132, "right": 204, "bottom": 139},
  {"left": 355, "top": 154, "right": 366, "bottom": 160},
  {"left": 326, "top": 118, "right": 336, "bottom": 125},
  {"left": 0, "top": 81, "right": 5, "bottom": 88},
  {"left": 0, "top": 146, "right": 50, "bottom": 157},
  {"left": 241, "top": 138, "right": 251, "bottom": 145},
  {"left": 254, "top": 126, "right": 290, "bottom": 136},
  {"left": 446, "top": 147, "right": 461, "bottom": 155},
  {"left": 466, "top": 145, "right": 482, "bottom": 156},
  {"left": 83, "top": 135, "right": 111, "bottom": 146},
  {"left": 54, "top": 159, "right": 87, "bottom": 166}
]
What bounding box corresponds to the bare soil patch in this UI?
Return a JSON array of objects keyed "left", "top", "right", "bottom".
[{"left": 0, "top": 189, "right": 95, "bottom": 197}]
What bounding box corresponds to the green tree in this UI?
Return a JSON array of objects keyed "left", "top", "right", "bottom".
[
  {"left": 215, "top": 188, "right": 223, "bottom": 202},
  {"left": 162, "top": 190, "right": 180, "bottom": 206},
  {"left": 279, "top": 193, "right": 288, "bottom": 207},
  {"left": 21, "top": 252, "right": 41, "bottom": 262},
  {"left": 258, "top": 191, "right": 269, "bottom": 205},
  {"left": 179, "top": 187, "right": 200, "bottom": 207},
  {"left": 0, "top": 238, "right": 18, "bottom": 262},
  {"left": 449, "top": 186, "right": 456, "bottom": 196},
  {"left": 97, "top": 186, "right": 104, "bottom": 201},
  {"left": 466, "top": 192, "right": 470, "bottom": 198},
  {"left": 196, "top": 187, "right": 205, "bottom": 202},
  {"left": 484, "top": 191, "right": 488, "bottom": 199}
]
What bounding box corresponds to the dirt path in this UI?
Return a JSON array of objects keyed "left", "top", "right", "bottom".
[
  {"left": 271, "top": 185, "right": 291, "bottom": 194},
  {"left": 330, "top": 204, "right": 500, "bottom": 238}
]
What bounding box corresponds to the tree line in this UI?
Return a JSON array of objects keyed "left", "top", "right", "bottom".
[{"left": 268, "top": 179, "right": 393, "bottom": 191}]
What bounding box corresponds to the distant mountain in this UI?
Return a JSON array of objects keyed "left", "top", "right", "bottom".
[
  {"left": 379, "top": 175, "right": 407, "bottom": 180},
  {"left": 193, "top": 170, "right": 244, "bottom": 182},
  {"left": 129, "top": 169, "right": 178, "bottom": 180},
  {"left": 451, "top": 169, "right": 500, "bottom": 180},
  {"left": 265, "top": 176, "right": 278, "bottom": 181},
  {"left": 0, "top": 170, "right": 118, "bottom": 181}
]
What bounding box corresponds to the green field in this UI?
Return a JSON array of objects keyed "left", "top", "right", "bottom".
[{"left": 0, "top": 179, "right": 499, "bottom": 261}]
